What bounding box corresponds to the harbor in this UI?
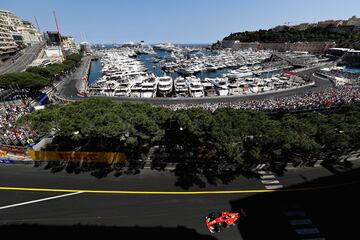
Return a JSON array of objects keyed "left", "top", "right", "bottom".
[{"left": 86, "top": 43, "right": 327, "bottom": 99}]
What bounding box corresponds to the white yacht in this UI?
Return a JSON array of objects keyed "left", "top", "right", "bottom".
[
  {"left": 174, "top": 77, "right": 189, "bottom": 97},
  {"left": 157, "top": 76, "right": 173, "bottom": 97},
  {"left": 141, "top": 76, "right": 158, "bottom": 98},
  {"left": 131, "top": 82, "right": 142, "bottom": 97},
  {"left": 201, "top": 78, "right": 216, "bottom": 97},
  {"left": 114, "top": 79, "right": 132, "bottom": 97},
  {"left": 250, "top": 83, "right": 259, "bottom": 93},
  {"left": 225, "top": 66, "right": 253, "bottom": 79},
  {"left": 177, "top": 68, "right": 194, "bottom": 76},
  {"left": 187, "top": 77, "right": 204, "bottom": 98},
  {"left": 212, "top": 78, "right": 229, "bottom": 96},
  {"left": 228, "top": 79, "right": 242, "bottom": 95}
]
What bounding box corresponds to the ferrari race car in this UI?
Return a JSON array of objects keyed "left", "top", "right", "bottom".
[{"left": 205, "top": 210, "right": 246, "bottom": 233}]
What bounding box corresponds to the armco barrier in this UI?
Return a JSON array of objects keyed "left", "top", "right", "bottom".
[{"left": 28, "top": 150, "right": 127, "bottom": 163}]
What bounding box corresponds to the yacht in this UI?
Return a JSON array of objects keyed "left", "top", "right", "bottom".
[
  {"left": 157, "top": 76, "right": 173, "bottom": 97},
  {"left": 141, "top": 75, "right": 158, "bottom": 98},
  {"left": 174, "top": 77, "right": 189, "bottom": 97},
  {"left": 153, "top": 43, "right": 176, "bottom": 52},
  {"left": 187, "top": 78, "right": 205, "bottom": 98},
  {"left": 250, "top": 83, "right": 259, "bottom": 93},
  {"left": 201, "top": 78, "right": 216, "bottom": 96},
  {"left": 228, "top": 79, "right": 242, "bottom": 95},
  {"left": 114, "top": 79, "right": 132, "bottom": 97},
  {"left": 177, "top": 68, "right": 194, "bottom": 76},
  {"left": 131, "top": 82, "right": 142, "bottom": 97},
  {"left": 212, "top": 78, "right": 229, "bottom": 96},
  {"left": 225, "top": 66, "right": 253, "bottom": 79}
]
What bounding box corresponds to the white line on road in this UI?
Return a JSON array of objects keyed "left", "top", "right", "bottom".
[
  {"left": 0, "top": 192, "right": 82, "bottom": 210},
  {"left": 284, "top": 211, "right": 306, "bottom": 217},
  {"left": 261, "top": 180, "right": 280, "bottom": 184},
  {"left": 265, "top": 185, "right": 283, "bottom": 189},
  {"left": 295, "top": 227, "right": 320, "bottom": 235},
  {"left": 289, "top": 219, "right": 313, "bottom": 226},
  {"left": 260, "top": 175, "right": 276, "bottom": 179},
  {"left": 300, "top": 238, "right": 326, "bottom": 240}
]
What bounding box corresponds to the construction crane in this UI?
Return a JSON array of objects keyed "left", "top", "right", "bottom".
[
  {"left": 53, "top": 11, "right": 65, "bottom": 60},
  {"left": 34, "top": 16, "right": 41, "bottom": 32}
]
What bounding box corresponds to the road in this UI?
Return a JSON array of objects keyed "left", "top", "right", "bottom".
[
  {"left": 57, "top": 56, "right": 91, "bottom": 99},
  {"left": 0, "top": 44, "right": 43, "bottom": 74},
  {"left": 0, "top": 161, "right": 359, "bottom": 239}
]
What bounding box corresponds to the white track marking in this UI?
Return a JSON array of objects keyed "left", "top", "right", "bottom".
[
  {"left": 295, "top": 228, "right": 320, "bottom": 235},
  {"left": 284, "top": 211, "right": 306, "bottom": 217},
  {"left": 260, "top": 175, "right": 276, "bottom": 179},
  {"left": 0, "top": 192, "right": 82, "bottom": 210},
  {"left": 261, "top": 180, "right": 280, "bottom": 184},
  {"left": 265, "top": 185, "right": 283, "bottom": 189},
  {"left": 289, "top": 219, "right": 313, "bottom": 225}
]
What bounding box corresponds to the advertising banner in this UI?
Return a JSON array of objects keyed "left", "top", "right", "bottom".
[
  {"left": 28, "top": 150, "right": 127, "bottom": 163},
  {"left": 0, "top": 145, "right": 27, "bottom": 153}
]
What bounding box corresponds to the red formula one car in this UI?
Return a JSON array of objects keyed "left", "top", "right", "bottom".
[{"left": 205, "top": 210, "right": 246, "bottom": 233}]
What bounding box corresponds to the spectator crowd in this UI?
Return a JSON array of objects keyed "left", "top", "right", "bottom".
[
  {"left": 0, "top": 100, "right": 38, "bottom": 146},
  {"left": 163, "top": 86, "right": 360, "bottom": 113}
]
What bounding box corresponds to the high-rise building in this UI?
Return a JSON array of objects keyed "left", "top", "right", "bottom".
[
  {"left": 0, "top": 9, "right": 43, "bottom": 58},
  {"left": 0, "top": 10, "right": 18, "bottom": 56},
  {"left": 16, "top": 20, "right": 43, "bottom": 45},
  {"left": 62, "top": 36, "right": 78, "bottom": 53},
  {"left": 44, "top": 31, "right": 61, "bottom": 46}
]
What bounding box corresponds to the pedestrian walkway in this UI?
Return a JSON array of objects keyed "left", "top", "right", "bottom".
[
  {"left": 257, "top": 169, "right": 283, "bottom": 189},
  {"left": 283, "top": 206, "right": 326, "bottom": 240}
]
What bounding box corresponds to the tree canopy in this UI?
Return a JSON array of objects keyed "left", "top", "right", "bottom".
[
  {"left": 0, "top": 72, "right": 49, "bottom": 91},
  {"left": 17, "top": 99, "right": 360, "bottom": 187},
  {"left": 26, "top": 53, "right": 81, "bottom": 79},
  {"left": 221, "top": 26, "right": 360, "bottom": 49}
]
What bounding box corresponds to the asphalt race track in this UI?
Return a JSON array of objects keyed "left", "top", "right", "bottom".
[
  {"left": 1, "top": 161, "right": 359, "bottom": 239},
  {"left": 0, "top": 44, "right": 43, "bottom": 74}
]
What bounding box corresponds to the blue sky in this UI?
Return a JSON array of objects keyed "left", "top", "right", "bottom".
[{"left": 2, "top": 0, "right": 359, "bottom": 44}]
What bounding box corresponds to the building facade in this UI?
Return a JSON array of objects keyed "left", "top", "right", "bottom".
[
  {"left": 44, "top": 31, "right": 61, "bottom": 46},
  {"left": 62, "top": 36, "right": 78, "bottom": 54},
  {"left": 0, "top": 9, "right": 42, "bottom": 59},
  {"left": 0, "top": 10, "right": 18, "bottom": 56}
]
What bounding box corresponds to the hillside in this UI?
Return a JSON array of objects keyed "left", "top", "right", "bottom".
[{"left": 214, "top": 26, "right": 360, "bottom": 50}]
